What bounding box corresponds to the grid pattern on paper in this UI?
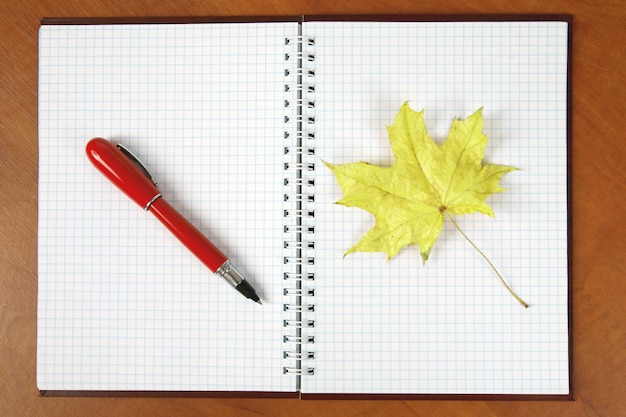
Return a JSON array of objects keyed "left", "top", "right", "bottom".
[
  {"left": 304, "top": 21, "right": 570, "bottom": 395},
  {"left": 37, "top": 22, "right": 298, "bottom": 392}
]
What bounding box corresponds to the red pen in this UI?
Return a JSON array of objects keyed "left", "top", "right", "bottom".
[{"left": 86, "top": 138, "right": 262, "bottom": 304}]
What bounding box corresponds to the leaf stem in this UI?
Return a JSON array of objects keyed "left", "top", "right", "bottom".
[{"left": 446, "top": 213, "right": 529, "bottom": 308}]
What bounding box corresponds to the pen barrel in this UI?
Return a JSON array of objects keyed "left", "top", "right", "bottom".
[{"left": 148, "top": 197, "right": 228, "bottom": 273}]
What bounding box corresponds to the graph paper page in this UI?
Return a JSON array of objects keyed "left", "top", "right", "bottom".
[
  {"left": 38, "top": 22, "right": 298, "bottom": 392},
  {"left": 304, "top": 21, "right": 570, "bottom": 395}
]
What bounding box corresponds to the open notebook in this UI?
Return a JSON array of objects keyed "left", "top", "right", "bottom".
[{"left": 37, "top": 16, "right": 572, "bottom": 398}]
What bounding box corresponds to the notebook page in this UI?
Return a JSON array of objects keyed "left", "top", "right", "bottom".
[
  {"left": 38, "top": 22, "right": 297, "bottom": 392},
  {"left": 305, "top": 21, "right": 569, "bottom": 395}
]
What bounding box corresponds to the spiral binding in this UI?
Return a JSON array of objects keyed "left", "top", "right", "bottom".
[{"left": 283, "top": 33, "right": 316, "bottom": 377}]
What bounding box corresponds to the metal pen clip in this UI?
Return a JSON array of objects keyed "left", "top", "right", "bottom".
[{"left": 115, "top": 143, "right": 158, "bottom": 187}]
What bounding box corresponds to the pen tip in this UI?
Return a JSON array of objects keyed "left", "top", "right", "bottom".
[{"left": 255, "top": 299, "right": 263, "bottom": 305}]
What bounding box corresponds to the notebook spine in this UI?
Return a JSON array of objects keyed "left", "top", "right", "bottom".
[{"left": 282, "top": 34, "right": 316, "bottom": 377}]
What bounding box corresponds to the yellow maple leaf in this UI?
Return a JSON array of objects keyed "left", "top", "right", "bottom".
[{"left": 325, "top": 102, "right": 528, "bottom": 307}]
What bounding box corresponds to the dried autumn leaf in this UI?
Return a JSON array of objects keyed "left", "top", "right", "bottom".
[{"left": 325, "top": 102, "right": 528, "bottom": 307}]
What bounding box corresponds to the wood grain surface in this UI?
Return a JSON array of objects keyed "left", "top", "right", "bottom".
[{"left": 1, "top": 1, "right": 625, "bottom": 416}]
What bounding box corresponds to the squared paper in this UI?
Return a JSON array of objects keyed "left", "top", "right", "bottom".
[
  {"left": 304, "top": 21, "right": 570, "bottom": 395},
  {"left": 38, "top": 22, "right": 298, "bottom": 393}
]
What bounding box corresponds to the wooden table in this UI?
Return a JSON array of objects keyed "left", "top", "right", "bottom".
[{"left": 1, "top": 1, "right": 624, "bottom": 416}]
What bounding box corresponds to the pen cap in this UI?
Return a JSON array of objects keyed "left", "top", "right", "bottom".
[{"left": 86, "top": 138, "right": 160, "bottom": 210}]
